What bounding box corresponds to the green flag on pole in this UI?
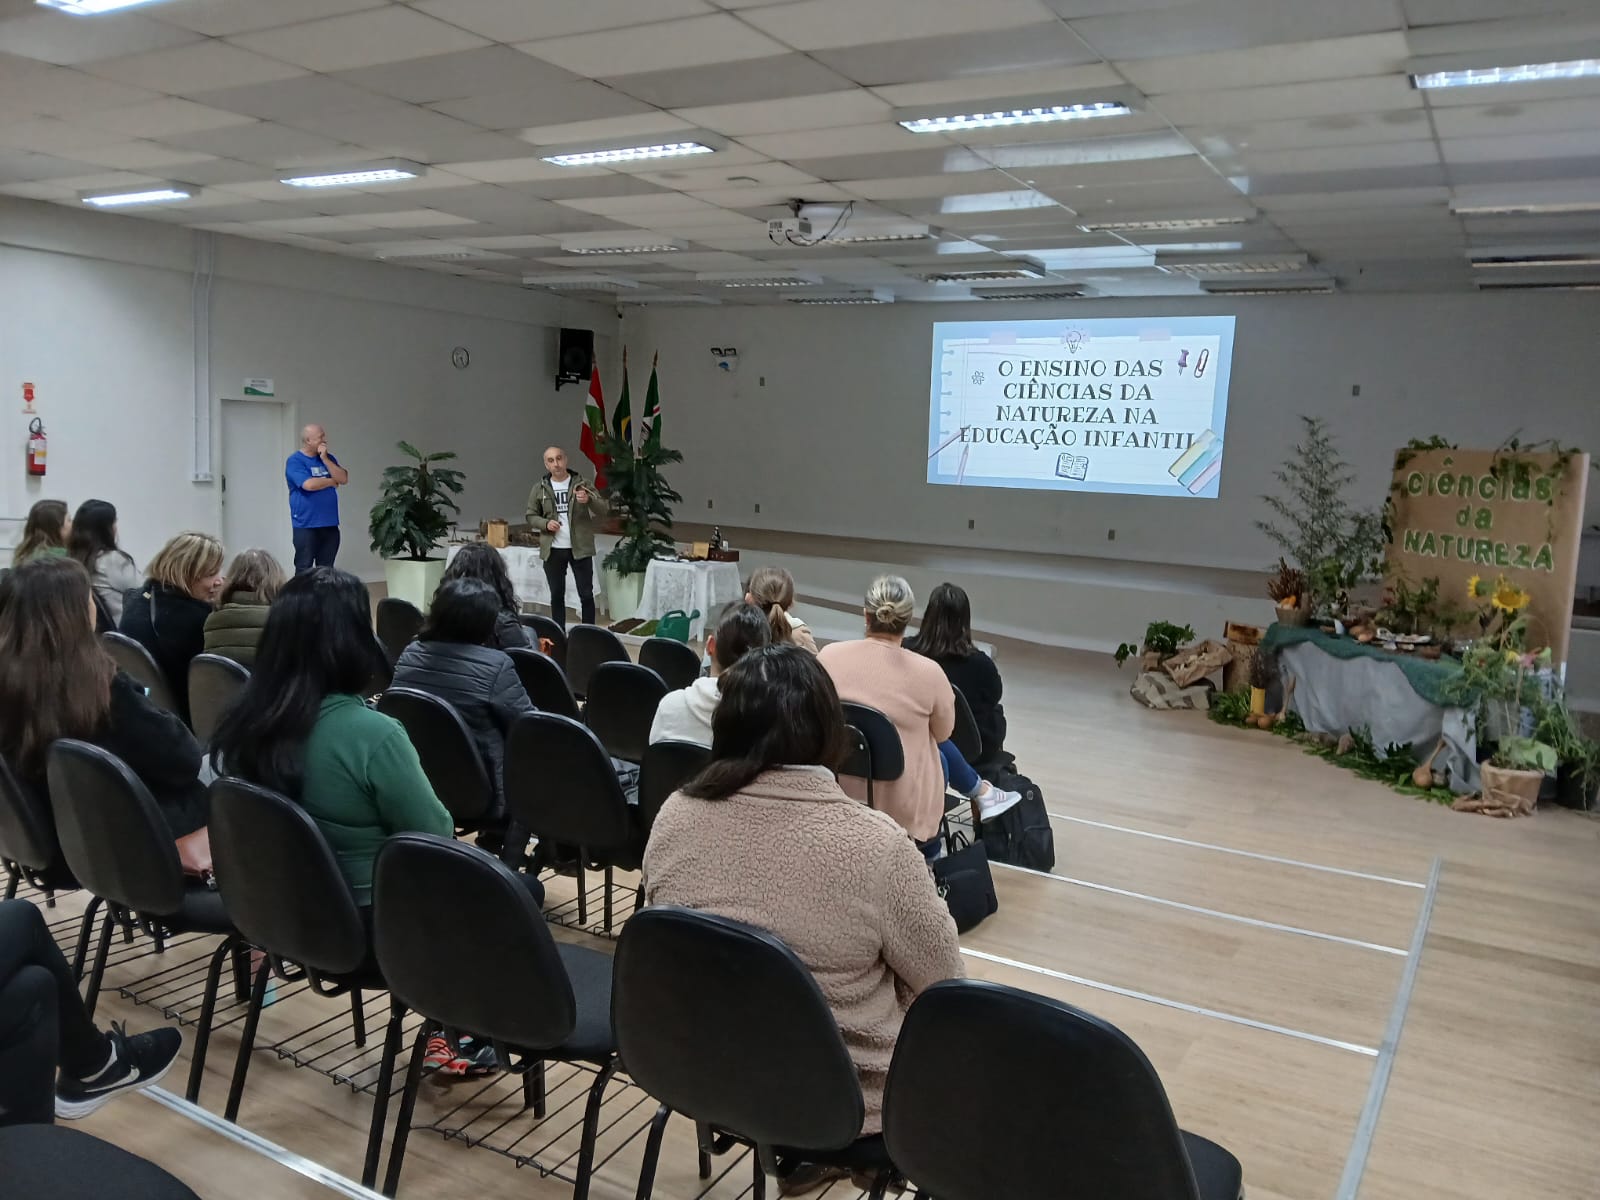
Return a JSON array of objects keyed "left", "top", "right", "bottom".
[
  {"left": 611, "top": 349, "right": 632, "bottom": 448},
  {"left": 642, "top": 352, "right": 662, "bottom": 451}
]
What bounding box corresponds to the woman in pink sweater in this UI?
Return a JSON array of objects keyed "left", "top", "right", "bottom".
[
  {"left": 820, "top": 575, "right": 1019, "bottom": 856},
  {"left": 643, "top": 645, "right": 963, "bottom": 1146}
]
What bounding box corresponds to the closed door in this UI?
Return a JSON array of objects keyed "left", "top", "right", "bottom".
[{"left": 221, "top": 399, "right": 294, "bottom": 568}]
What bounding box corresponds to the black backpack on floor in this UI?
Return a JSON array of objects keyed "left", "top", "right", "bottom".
[{"left": 979, "top": 769, "right": 1055, "bottom": 873}]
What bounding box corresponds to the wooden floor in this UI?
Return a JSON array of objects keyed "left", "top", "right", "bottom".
[{"left": 37, "top": 638, "right": 1600, "bottom": 1200}]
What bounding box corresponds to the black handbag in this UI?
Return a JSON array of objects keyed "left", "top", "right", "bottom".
[{"left": 932, "top": 832, "right": 998, "bottom": 933}]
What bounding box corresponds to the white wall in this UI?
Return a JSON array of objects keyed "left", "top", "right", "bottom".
[
  {"left": 1, "top": 196, "right": 616, "bottom": 578},
  {"left": 622, "top": 293, "right": 1600, "bottom": 573}
]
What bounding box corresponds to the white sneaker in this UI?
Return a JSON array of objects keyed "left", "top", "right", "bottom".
[{"left": 976, "top": 785, "right": 1022, "bottom": 821}]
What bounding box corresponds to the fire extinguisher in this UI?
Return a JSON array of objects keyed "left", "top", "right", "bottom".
[{"left": 26, "top": 417, "right": 46, "bottom": 477}]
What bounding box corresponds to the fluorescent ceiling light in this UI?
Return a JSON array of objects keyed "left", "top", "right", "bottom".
[
  {"left": 1476, "top": 280, "right": 1600, "bottom": 291},
  {"left": 379, "top": 247, "right": 506, "bottom": 262},
  {"left": 785, "top": 289, "right": 894, "bottom": 305},
  {"left": 79, "top": 185, "right": 193, "bottom": 207},
  {"left": 542, "top": 142, "right": 713, "bottom": 167},
  {"left": 699, "top": 273, "right": 820, "bottom": 289},
  {"left": 522, "top": 274, "right": 639, "bottom": 291},
  {"left": 920, "top": 258, "right": 1047, "bottom": 283},
  {"left": 1412, "top": 58, "right": 1600, "bottom": 89},
  {"left": 829, "top": 231, "right": 933, "bottom": 245},
  {"left": 900, "top": 102, "right": 1130, "bottom": 133},
  {"left": 37, "top": 0, "right": 167, "bottom": 12},
  {"left": 1079, "top": 215, "right": 1255, "bottom": 233},
  {"left": 973, "top": 285, "right": 1089, "bottom": 301},
  {"left": 617, "top": 293, "right": 722, "bottom": 306},
  {"left": 560, "top": 237, "right": 687, "bottom": 255},
  {"left": 1452, "top": 200, "right": 1600, "bottom": 217},
  {"left": 1202, "top": 280, "right": 1336, "bottom": 295},
  {"left": 1470, "top": 253, "right": 1600, "bottom": 268},
  {"left": 1155, "top": 252, "right": 1310, "bottom": 277},
  {"left": 281, "top": 160, "right": 422, "bottom": 189}
]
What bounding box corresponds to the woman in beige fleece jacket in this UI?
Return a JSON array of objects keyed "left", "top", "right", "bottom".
[{"left": 643, "top": 644, "right": 964, "bottom": 1137}]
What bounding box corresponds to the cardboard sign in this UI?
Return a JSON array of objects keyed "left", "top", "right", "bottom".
[{"left": 1386, "top": 447, "right": 1589, "bottom": 663}]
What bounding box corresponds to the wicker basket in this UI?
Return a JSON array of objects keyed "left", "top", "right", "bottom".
[{"left": 1274, "top": 604, "right": 1309, "bottom": 628}]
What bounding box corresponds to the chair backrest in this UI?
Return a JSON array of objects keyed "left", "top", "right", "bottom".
[
  {"left": 101, "top": 631, "right": 178, "bottom": 716},
  {"left": 47, "top": 740, "right": 185, "bottom": 916},
  {"left": 639, "top": 637, "right": 701, "bottom": 692},
  {"left": 949, "top": 686, "right": 983, "bottom": 766},
  {"left": 188, "top": 654, "right": 250, "bottom": 745},
  {"left": 614, "top": 906, "right": 865, "bottom": 1152},
  {"left": 209, "top": 778, "right": 367, "bottom": 977},
  {"left": 0, "top": 755, "right": 60, "bottom": 876},
  {"left": 637, "top": 739, "right": 711, "bottom": 837},
  {"left": 839, "top": 724, "right": 871, "bottom": 781},
  {"left": 840, "top": 701, "right": 905, "bottom": 782},
  {"left": 883, "top": 980, "right": 1204, "bottom": 1200},
  {"left": 564, "top": 623, "right": 629, "bottom": 699},
  {"left": 503, "top": 712, "right": 632, "bottom": 851},
  {"left": 375, "top": 689, "right": 494, "bottom": 826},
  {"left": 520, "top": 614, "right": 568, "bottom": 670},
  {"left": 507, "top": 647, "right": 581, "bottom": 721},
  {"left": 375, "top": 598, "right": 423, "bottom": 665},
  {"left": 584, "top": 661, "right": 667, "bottom": 764},
  {"left": 373, "top": 833, "right": 575, "bottom": 1049}
]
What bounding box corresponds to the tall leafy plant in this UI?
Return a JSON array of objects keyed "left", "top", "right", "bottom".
[
  {"left": 599, "top": 429, "right": 683, "bottom": 576},
  {"left": 367, "top": 442, "right": 464, "bottom": 561},
  {"left": 1257, "top": 416, "right": 1385, "bottom": 613}
]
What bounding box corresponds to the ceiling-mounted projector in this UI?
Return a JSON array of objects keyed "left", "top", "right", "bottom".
[{"left": 768, "top": 216, "right": 813, "bottom": 240}]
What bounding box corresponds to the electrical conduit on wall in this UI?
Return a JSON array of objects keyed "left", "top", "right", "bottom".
[{"left": 192, "top": 231, "right": 213, "bottom": 484}]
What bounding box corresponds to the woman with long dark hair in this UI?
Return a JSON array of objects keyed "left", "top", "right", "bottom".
[
  {"left": 12, "top": 499, "right": 70, "bottom": 566},
  {"left": 440, "top": 543, "right": 531, "bottom": 651},
  {"left": 209, "top": 568, "right": 451, "bottom": 905},
  {"left": 906, "top": 582, "right": 1008, "bottom": 768},
  {"left": 645, "top": 644, "right": 963, "bottom": 1151},
  {"left": 67, "top": 499, "right": 140, "bottom": 625},
  {"left": 0, "top": 558, "right": 210, "bottom": 871}
]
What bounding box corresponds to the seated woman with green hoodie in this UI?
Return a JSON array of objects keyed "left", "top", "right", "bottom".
[
  {"left": 202, "top": 549, "right": 285, "bottom": 667},
  {"left": 648, "top": 602, "right": 770, "bottom": 748}
]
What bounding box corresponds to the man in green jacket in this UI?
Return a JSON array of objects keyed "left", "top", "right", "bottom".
[{"left": 526, "top": 445, "right": 608, "bottom": 629}]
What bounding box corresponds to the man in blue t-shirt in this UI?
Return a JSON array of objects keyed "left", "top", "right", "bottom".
[{"left": 285, "top": 423, "right": 349, "bottom": 574}]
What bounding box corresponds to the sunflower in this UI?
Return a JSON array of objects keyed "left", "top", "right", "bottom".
[
  {"left": 1466, "top": 574, "right": 1484, "bottom": 601},
  {"left": 1491, "top": 578, "right": 1531, "bottom": 614}
]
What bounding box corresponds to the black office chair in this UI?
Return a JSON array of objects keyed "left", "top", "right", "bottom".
[
  {"left": 564, "top": 623, "right": 629, "bottom": 700},
  {"left": 101, "top": 631, "right": 178, "bottom": 716},
  {"left": 520, "top": 613, "right": 568, "bottom": 671},
  {"left": 637, "top": 740, "right": 711, "bottom": 839},
  {"left": 584, "top": 661, "right": 667, "bottom": 764},
  {"left": 375, "top": 598, "right": 424, "bottom": 665},
  {"left": 188, "top": 654, "right": 249, "bottom": 745},
  {"left": 508, "top": 647, "right": 581, "bottom": 720},
  {"left": 0, "top": 756, "right": 99, "bottom": 979},
  {"left": 639, "top": 636, "right": 701, "bottom": 691},
  {"left": 504, "top": 712, "right": 637, "bottom": 931},
  {"left": 839, "top": 701, "right": 905, "bottom": 810},
  {"left": 370, "top": 834, "right": 619, "bottom": 1200},
  {"left": 949, "top": 687, "right": 983, "bottom": 767},
  {"left": 615, "top": 906, "right": 899, "bottom": 1200},
  {"left": 883, "top": 980, "right": 1244, "bottom": 1200},
  {"left": 0, "top": 1125, "right": 202, "bottom": 1200},
  {"left": 375, "top": 689, "right": 494, "bottom": 829},
  {"left": 208, "top": 778, "right": 391, "bottom": 1180},
  {"left": 47, "top": 740, "right": 242, "bottom": 1104}
]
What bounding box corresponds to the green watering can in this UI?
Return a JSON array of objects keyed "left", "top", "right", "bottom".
[{"left": 655, "top": 609, "right": 700, "bottom": 643}]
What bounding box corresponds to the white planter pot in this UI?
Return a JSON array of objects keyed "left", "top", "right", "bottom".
[
  {"left": 383, "top": 557, "right": 445, "bottom": 612},
  {"left": 601, "top": 566, "right": 646, "bottom": 624}
]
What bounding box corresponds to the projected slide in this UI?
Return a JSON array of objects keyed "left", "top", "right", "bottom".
[{"left": 927, "top": 316, "right": 1236, "bottom": 498}]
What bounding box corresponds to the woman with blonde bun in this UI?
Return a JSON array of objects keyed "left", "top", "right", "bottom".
[
  {"left": 819, "top": 575, "right": 1018, "bottom": 858},
  {"left": 744, "top": 565, "right": 817, "bottom": 654}
]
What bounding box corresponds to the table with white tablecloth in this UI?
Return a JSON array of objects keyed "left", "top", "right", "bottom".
[{"left": 632, "top": 558, "right": 744, "bottom": 641}]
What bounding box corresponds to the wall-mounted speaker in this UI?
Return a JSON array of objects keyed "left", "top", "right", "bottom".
[{"left": 557, "top": 328, "right": 594, "bottom": 388}]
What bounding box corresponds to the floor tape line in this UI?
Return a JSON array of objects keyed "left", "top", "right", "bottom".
[
  {"left": 989, "top": 860, "right": 1409, "bottom": 955},
  {"left": 1335, "top": 854, "right": 1441, "bottom": 1199},
  {"left": 144, "top": 1086, "right": 385, "bottom": 1200},
  {"left": 1046, "top": 812, "right": 1428, "bottom": 888},
  {"left": 960, "top": 948, "right": 1381, "bottom": 1058}
]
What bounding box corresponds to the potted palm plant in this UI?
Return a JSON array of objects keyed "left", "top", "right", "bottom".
[
  {"left": 367, "top": 442, "right": 463, "bottom": 611},
  {"left": 597, "top": 422, "right": 682, "bottom": 623}
]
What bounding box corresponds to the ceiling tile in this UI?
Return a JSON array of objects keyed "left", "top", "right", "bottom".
[
  {"left": 159, "top": 121, "right": 362, "bottom": 166},
  {"left": 431, "top": 81, "right": 655, "bottom": 131},
  {"left": 0, "top": 9, "right": 199, "bottom": 66},
  {"left": 332, "top": 46, "right": 575, "bottom": 104},
  {"left": 636, "top": 160, "right": 817, "bottom": 190},
  {"left": 1444, "top": 131, "right": 1600, "bottom": 164},
  {"left": 602, "top": 53, "right": 855, "bottom": 109},
  {"left": 175, "top": 157, "right": 285, "bottom": 185},
  {"left": 483, "top": 198, "right": 632, "bottom": 234},
  {"left": 814, "top": 23, "right": 1101, "bottom": 87},
  {"left": 80, "top": 42, "right": 309, "bottom": 94},
  {"left": 742, "top": 0, "right": 1055, "bottom": 50},
  {"left": 557, "top": 192, "right": 725, "bottom": 216},
  {"left": 348, "top": 208, "right": 480, "bottom": 228},
  {"left": 282, "top": 104, "right": 491, "bottom": 159},
  {"left": 838, "top": 169, "right": 1024, "bottom": 200},
  {"left": 73, "top": 98, "right": 258, "bottom": 139},
  {"left": 1154, "top": 76, "right": 1422, "bottom": 127},
  {"left": 0, "top": 148, "right": 98, "bottom": 184},
  {"left": 1222, "top": 140, "right": 1441, "bottom": 174},
  {"left": 413, "top": 0, "right": 713, "bottom": 41},
  {"left": 228, "top": 8, "right": 490, "bottom": 73},
  {"left": 516, "top": 14, "right": 787, "bottom": 76},
  {"left": 1117, "top": 32, "right": 1409, "bottom": 95},
  {"left": 785, "top": 145, "right": 986, "bottom": 181},
  {"left": 689, "top": 182, "right": 854, "bottom": 206},
  {"left": 70, "top": 142, "right": 220, "bottom": 171},
  {"left": 0, "top": 117, "right": 129, "bottom": 155},
  {"left": 441, "top": 155, "right": 610, "bottom": 183},
  {"left": 1185, "top": 110, "right": 1431, "bottom": 155},
  {"left": 1432, "top": 97, "right": 1600, "bottom": 141},
  {"left": 252, "top": 215, "right": 379, "bottom": 234},
  {"left": 736, "top": 122, "right": 932, "bottom": 160},
  {"left": 154, "top": 0, "right": 389, "bottom": 37},
  {"left": 1064, "top": 0, "right": 1403, "bottom": 60},
  {"left": 1401, "top": 0, "right": 1583, "bottom": 24},
  {"left": 671, "top": 89, "right": 889, "bottom": 137},
  {"left": 520, "top": 111, "right": 694, "bottom": 148},
  {"left": 504, "top": 173, "right": 668, "bottom": 201},
  {"left": 185, "top": 76, "right": 399, "bottom": 123},
  {"left": 869, "top": 64, "right": 1122, "bottom": 108}
]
